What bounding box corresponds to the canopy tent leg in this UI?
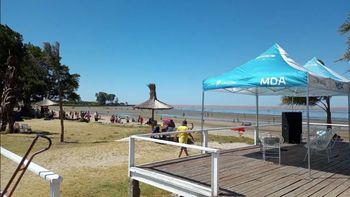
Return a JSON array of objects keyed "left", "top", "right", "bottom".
[
  {"left": 348, "top": 93, "right": 350, "bottom": 148},
  {"left": 255, "top": 94, "right": 259, "bottom": 145},
  {"left": 307, "top": 85, "right": 311, "bottom": 178},
  {"left": 201, "top": 91, "right": 208, "bottom": 153}
]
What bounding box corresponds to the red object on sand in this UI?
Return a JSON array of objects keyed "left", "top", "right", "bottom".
[{"left": 231, "top": 127, "right": 245, "bottom": 135}]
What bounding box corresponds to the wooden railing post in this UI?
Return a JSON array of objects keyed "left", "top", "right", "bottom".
[{"left": 128, "top": 136, "right": 140, "bottom": 197}]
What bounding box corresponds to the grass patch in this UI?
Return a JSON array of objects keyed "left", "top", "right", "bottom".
[
  {"left": 1, "top": 118, "right": 253, "bottom": 196},
  {"left": 192, "top": 133, "right": 254, "bottom": 144},
  {"left": 0, "top": 119, "right": 175, "bottom": 196}
]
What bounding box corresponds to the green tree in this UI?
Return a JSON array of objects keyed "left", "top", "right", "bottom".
[
  {"left": 114, "top": 97, "right": 119, "bottom": 105},
  {"left": 282, "top": 96, "right": 332, "bottom": 128},
  {"left": 339, "top": 13, "right": 350, "bottom": 62},
  {"left": 95, "top": 92, "right": 108, "bottom": 105},
  {"left": 0, "top": 25, "right": 25, "bottom": 132},
  {"left": 0, "top": 25, "right": 25, "bottom": 95},
  {"left": 21, "top": 43, "right": 50, "bottom": 114},
  {"left": 107, "top": 94, "right": 116, "bottom": 104},
  {"left": 43, "top": 42, "right": 80, "bottom": 142}
]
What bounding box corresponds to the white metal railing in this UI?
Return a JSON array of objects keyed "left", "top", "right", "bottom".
[
  {"left": 129, "top": 123, "right": 284, "bottom": 196},
  {"left": 0, "top": 147, "right": 63, "bottom": 197},
  {"left": 137, "top": 123, "right": 282, "bottom": 146},
  {"left": 302, "top": 122, "right": 349, "bottom": 127},
  {"left": 129, "top": 134, "right": 219, "bottom": 196},
  {"left": 128, "top": 123, "right": 281, "bottom": 196}
]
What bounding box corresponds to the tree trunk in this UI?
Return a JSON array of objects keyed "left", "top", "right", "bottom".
[
  {"left": 326, "top": 96, "right": 332, "bottom": 129},
  {"left": 59, "top": 90, "right": 64, "bottom": 142},
  {"left": 0, "top": 107, "right": 7, "bottom": 131}
]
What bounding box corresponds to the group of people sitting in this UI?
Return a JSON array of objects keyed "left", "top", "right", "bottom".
[
  {"left": 151, "top": 119, "right": 195, "bottom": 157},
  {"left": 110, "top": 114, "right": 136, "bottom": 124},
  {"left": 151, "top": 119, "right": 176, "bottom": 135}
]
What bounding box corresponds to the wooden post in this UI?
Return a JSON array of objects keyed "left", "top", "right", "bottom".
[{"left": 128, "top": 179, "right": 140, "bottom": 197}]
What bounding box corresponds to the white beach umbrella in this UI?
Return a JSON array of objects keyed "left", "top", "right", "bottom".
[{"left": 35, "top": 98, "right": 58, "bottom": 106}]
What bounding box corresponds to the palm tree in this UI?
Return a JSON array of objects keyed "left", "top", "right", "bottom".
[{"left": 339, "top": 13, "right": 350, "bottom": 62}]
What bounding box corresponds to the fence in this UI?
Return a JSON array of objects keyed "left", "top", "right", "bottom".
[
  {"left": 0, "top": 147, "right": 63, "bottom": 197},
  {"left": 128, "top": 123, "right": 281, "bottom": 196}
]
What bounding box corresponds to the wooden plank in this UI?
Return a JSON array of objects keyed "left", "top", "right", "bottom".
[
  {"left": 235, "top": 153, "right": 336, "bottom": 195},
  {"left": 324, "top": 178, "right": 350, "bottom": 197},
  {"left": 337, "top": 184, "right": 350, "bottom": 197},
  {"left": 236, "top": 166, "right": 303, "bottom": 191},
  {"left": 281, "top": 159, "right": 350, "bottom": 197},
  {"left": 308, "top": 166, "right": 350, "bottom": 197},
  {"left": 135, "top": 143, "right": 350, "bottom": 197},
  {"left": 266, "top": 158, "right": 350, "bottom": 196}
]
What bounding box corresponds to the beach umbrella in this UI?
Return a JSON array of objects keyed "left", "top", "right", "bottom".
[
  {"left": 162, "top": 118, "right": 173, "bottom": 125},
  {"left": 35, "top": 98, "right": 58, "bottom": 106},
  {"left": 134, "top": 83, "right": 173, "bottom": 128}
]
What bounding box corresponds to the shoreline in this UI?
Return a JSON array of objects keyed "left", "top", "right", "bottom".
[
  {"left": 49, "top": 105, "right": 350, "bottom": 141},
  {"left": 50, "top": 105, "right": 349, "bottom": 125}
]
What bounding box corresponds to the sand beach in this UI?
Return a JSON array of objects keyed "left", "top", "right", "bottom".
[{"left": 1, "top": 106, "right": 349, "bottom": 196}]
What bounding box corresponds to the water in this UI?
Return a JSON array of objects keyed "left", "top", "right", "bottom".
[
  {"left": 63, "top": 105, "right": 349, "bottom": 122},
  {"left": 170, "top": 105, "right": 349, "bottom": 121}
]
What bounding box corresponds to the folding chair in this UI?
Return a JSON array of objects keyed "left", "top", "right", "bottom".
[
  {"left": 304, "top": 128, "right": 335, "bottom": 163},
  {"left": 260, "top": 133, "right": 284, "bottom": 164}
]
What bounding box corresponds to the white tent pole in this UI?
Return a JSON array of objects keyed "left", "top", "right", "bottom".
[
  {"left": 201, "top": 90, "right": 208, "bottom": 152},
  {"left": 201, "top": 90, "right": 205, "bottom": 132},
  {"left": 255, "top": 94, "right": 259, "bottom": 145},
  {"left": 348, "top": 92, "right": 350, "bottom": 148},
  {"left": 307, "top": 83, "right": 311, "bottom": 178}
]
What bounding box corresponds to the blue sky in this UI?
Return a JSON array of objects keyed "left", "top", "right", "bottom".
[{"left": 1, "top": 0, "right": 350, "bottom": 106}]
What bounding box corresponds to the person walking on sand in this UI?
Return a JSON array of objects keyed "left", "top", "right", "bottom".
[{"left": 174, "top": 120, "right": 194, "bottom": 157}]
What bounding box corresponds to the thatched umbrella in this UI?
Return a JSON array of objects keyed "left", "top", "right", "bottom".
[
  {"left": 35, "top": 98, "right": 58, "bottom": 106},
  {"left": 134, "top": 84, "right": 173, "bottom": 128}
]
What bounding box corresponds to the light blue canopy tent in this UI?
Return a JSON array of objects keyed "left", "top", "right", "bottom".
[
  {"left": 304, "top": 57, "right": 350, "bottom": 85},
  {"left": 304, "top": 57, "right": 350, "bottom": 145},
  {"left": 203, "top": 44, "right": 349, "bottom": 96},
  {"left": 201, "top": 44, "right": 350, "bottom": 177}
]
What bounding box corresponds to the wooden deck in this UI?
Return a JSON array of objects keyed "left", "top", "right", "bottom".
[{"left": 140, "top": 142, "right": 350, "bottom": 196}]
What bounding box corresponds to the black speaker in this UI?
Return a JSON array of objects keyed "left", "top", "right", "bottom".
[{"left": 282, "top": 112, "right": 302, "bottom": 144}]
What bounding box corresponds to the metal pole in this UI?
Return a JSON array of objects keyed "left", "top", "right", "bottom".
[
  {"left": 201, "top": 91, "right": 208, "bottom": 152},
  {"left": 307, "top": 84, "right": 311, "bottom": 178},
  {"left": 128, "top": 137, "right": 135, "bottom": 178},
  {"left": 201, "top": 90, "right": 205, "bottom": 134},
  {"left": 50, "top": 179, "right": 61, "bottom": 197},
  {"left": 255, "top": 94, "right": 259, "bottom": 145},
  {"left": 348, "top": 93, "right": 350, "bottom": 147},
  {"left": 211, "top": 152, "right": 219, "bottom": 196}
]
